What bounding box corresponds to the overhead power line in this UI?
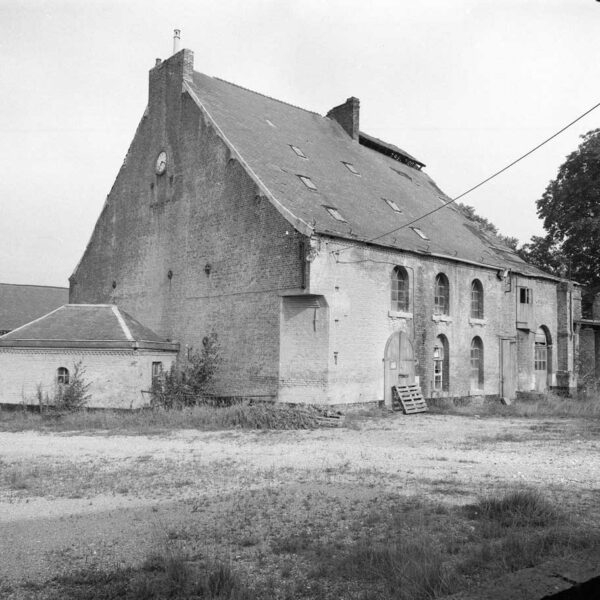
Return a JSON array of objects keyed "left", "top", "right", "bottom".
[{"left": 335, "top": 99, "right": 600, "bottom": 254}]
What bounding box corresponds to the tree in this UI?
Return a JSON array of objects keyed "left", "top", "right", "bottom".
[
  {"left": 534, "top": 128, "right": 600, "bottom": 309},
  {"left": 457, "top": 203, "right": 519, "bottom": 250}
]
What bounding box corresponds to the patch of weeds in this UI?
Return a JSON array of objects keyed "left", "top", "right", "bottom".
[
  {"left": 467, "top": 489, "right": 562, "bottom": 528},
  {"left": 337, "top": 533, "right": 462, "bottom": 599},
  {"left": 271, "top": 530, "right": 313, "bottom": 554}
]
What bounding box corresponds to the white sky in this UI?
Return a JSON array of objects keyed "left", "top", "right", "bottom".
[{"left": 2, "top": 0, "right": 600, "bottom": 287}]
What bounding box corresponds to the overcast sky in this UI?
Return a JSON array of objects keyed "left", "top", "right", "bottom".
[{"left": 2, "top": 0, "right": 600, "bottom": 287}]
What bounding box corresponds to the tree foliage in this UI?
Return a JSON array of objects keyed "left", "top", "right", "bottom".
[
  {"left": 533, "top": 128, "right": 600, "bottom": 305},
  {"left": 457, "top": 203, "right": 519, "bottom": 250}
]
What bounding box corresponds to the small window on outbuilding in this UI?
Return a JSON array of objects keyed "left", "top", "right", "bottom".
[
  {"left": 434, "top": 273, "right": 450, "bottom": 315},
  {"left": 471, "top": 279, "right": 484, "bottom": 318},
  {"left": 411, "top": 227, "right": 429, "bottom": 240},
  {"left": 290, "top": 145, "right": 307, "bottom": 159},
  {"left": 519, "top": 287, "right": 532, "bottom": 304},
  {"left": 383, "top": 198, "right": 402, "bottom": 213},
  {"left": 391, "top": 266, "right": 409, "bottom": 312},
  {"left": 57, "top": 367, "right": 70, "bottom": 385},
  {"left": 324, "top": 206, "right": 346, "bottom": 222},
  {"left": 342, "top": 162, "right": 360, "bottom": 175},
  {"left": 298, "top": 175, "right": 317, "bottom": 191},
  {"left": 152, "top": 362, "right": 163, "bottom": 386}
]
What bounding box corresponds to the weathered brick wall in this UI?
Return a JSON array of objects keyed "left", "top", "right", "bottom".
[
  {"left": 70, "top": 51, "right": 305, "bottom": 399},
  {"left": 0, "top": 349, "right": 176, "bottom": 408},
  {"left": 308, "top": 238, "right": 565, "bottom": 403}
]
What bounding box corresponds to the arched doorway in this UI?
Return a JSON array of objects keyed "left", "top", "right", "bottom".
[
  {"left": 534, "top": 327, "right": 551, "bottom": 393},
  {"left": 384, "top": 331, "right": 415, "bottom": 405}
]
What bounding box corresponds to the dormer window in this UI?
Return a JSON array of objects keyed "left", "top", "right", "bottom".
[
  {"left": 298, "top": 175, "right": 317, "bottom": 191},
  {"left": 411, "top": 227, "right": 429, "bottom": 240},
  {"left": 290, "top": 145, "right": 307, "bottom": 159},
  {"left": 324, "top": 206, "right": 346, "bottom": 222},
  {"left": 383, "top": 198, "right": 402, "bottom": 213},
  {"left": 342, "top": 162, "right": 360, "bottom": 175}
]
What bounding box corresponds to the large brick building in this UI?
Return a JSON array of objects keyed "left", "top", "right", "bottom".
[{"left": 68, "top": 46, "right": 580, "bottom": 406}]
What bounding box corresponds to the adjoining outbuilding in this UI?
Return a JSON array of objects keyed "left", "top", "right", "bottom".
[
  {"left": 0, "top": 283, "right": 68, "bottom": 336},
  {"left": 0, "top": 304, "right": 179, "bottom": 408}
]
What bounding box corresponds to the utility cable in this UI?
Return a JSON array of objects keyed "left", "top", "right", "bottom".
[{"left": 334, "top": 100, "right": 600, "bottom": 255}]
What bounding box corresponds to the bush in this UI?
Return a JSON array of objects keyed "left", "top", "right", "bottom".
[
  {"left": 55, "top": 361, "right": 91, "bottom": 411},
  {"left": 152, "top": 334, "right": 221, "bottom": 408}
]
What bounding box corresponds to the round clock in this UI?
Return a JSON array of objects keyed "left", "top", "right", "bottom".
[{"left": 155, "top": 151, "right": 167, "bottom": 175}]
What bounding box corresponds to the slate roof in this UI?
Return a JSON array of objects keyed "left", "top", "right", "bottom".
[
  {"left": 0, "top": 283, "right": 69, "bottom": 333},
  {"left": 0, "top": 304, "right": 179, "bottom": 351},
  {"left": 185, "top": 72, "right": 552, "bottom": 279}
]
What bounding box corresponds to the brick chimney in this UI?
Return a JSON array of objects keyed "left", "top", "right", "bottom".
[
  {"left": 148, "top": 47, "right": 194, "bottom": 113},
  {"left": 326, "top": 97, "right": 360, "bottom": 141}
]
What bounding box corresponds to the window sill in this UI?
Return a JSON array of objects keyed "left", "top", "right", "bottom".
[
  {"left": 469, "top": 318, "right": 487, "bottom": 326},
  {"left": 388, "top": 310, "right": 413, "bottom": 319},
  {"left": 432, "top": 314, "right": 452, "bottom": 323}
]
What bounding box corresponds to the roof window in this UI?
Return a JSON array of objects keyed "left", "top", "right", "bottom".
[
  {"left": 383, "top": 198, "right": 402, "bottom": 213},
  {"left": 391, "top": 167, "right": 413, "bottom": 181},
  {"left": 324, "top": 206, "right": 346, "bottom": 222},
  {"left": 411, "top": 227, "right": 429, "bottom": 240},
  {"left": 342, "top": 162, "right": 360, "bottom": 175},
  {"left": 290, "top": 145, "right": 307, "bottom": 159},
  {"left": 298, "top": 175, "right": 317, "bottom": 191}
]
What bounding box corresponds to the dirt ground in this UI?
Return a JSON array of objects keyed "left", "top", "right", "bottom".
[{"left": 1, "top": 413, "right": 599, "bottom": 598}]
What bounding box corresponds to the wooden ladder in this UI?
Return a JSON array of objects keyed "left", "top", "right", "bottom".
[{"left": 392, "top": 384, "right": 428, "bottom": 414}]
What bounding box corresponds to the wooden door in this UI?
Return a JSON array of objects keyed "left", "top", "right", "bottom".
[
  {"left": 500, "top": 339, "right": 516, "bottom": 401},
  {"left": 384, "top": 331, "right": 415, "bottom": 405}
]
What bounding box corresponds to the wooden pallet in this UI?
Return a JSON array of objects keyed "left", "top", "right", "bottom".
[{"left": 392, "top": 384, "right": 428, "bottom": 414}]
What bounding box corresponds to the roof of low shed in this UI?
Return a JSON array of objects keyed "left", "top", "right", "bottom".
[
  {"left": 186, "top": 72, "right": 551, "bottom": 279},
  {"left": 0, "top": 304, "right": 179, "bottom": 351},
  {"left": 0, "top": 283, "right": 69, "bottom": 331}
]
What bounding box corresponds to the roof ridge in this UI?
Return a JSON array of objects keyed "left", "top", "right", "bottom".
[
  {"left": 0, "top": 283, "right": 68, "bottom": 290},
  {"left": 2, "top": 304, "right": 66, "bottom": 338},
  {"left": 111, "top": 306, "right": 134, "bottom": 342},
  {"left": 209, "top": 74, "right": 322, "bottom": 117}
]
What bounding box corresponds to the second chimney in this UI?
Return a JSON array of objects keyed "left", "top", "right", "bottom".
[
  {"left": 173, "top": 29, "right": 181, "bottom": 54},
  {"left": 326, "top": 97, "right": 360, "bottom": 141}
]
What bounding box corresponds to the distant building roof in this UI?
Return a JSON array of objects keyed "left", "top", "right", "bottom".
[
  {"left": 185, "top": 71, "right": 551, "bottom": 279},
  {"left": 0, "top": 283, "right": 69, "bottom": 332},
  {"left": 0, "top": 304, "right": 179, "bottom": 351}
]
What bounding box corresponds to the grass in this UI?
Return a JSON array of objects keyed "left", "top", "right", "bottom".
[
  {"left": 0, "top": 403, "right": 340, "bottom": 434},
  {"left": 429, "top": 392, "right": 600, "bottom": 420},
  {"left": 49, "top": 544, "right": 253, "bottom": 599}
]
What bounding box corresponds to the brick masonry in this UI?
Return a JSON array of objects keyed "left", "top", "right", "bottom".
[
  {"left": 69, "top": 50, "right": 580, "bottom": 405},
  {"left": 0, "top": 348, "right": 176, "bottom": 408}
]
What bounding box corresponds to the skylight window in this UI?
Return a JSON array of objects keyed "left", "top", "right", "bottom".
[
  {"left": 298, "top": 175, "right": 317, "bottom": 191},
  {"left": 324, "top": 206, "right": 346, "bottom": 222},
  {"left": 411, "top": 227, "right": 429, "bottom": 240},
  {"left": 342, "top": 162, "right": 360, "bottom": 175},
  {"left": 290, "top": 145, "right": 307, "bottom": 159},
  {"left": 383, "top": 198, "right": 402, "bottom": 213}
]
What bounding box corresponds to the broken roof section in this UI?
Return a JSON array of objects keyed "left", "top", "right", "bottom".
[
  {"left": 177, "top": 50, "right": 550, "bottom": 278},
  {"left": 0, "top": 304, "right": 179, "bottom": 351}
]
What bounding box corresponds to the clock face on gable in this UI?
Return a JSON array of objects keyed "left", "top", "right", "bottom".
[{"left": 155, "top": 151, "right": 167, "bottom": 175}]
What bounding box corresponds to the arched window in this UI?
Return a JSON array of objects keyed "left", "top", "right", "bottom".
[
  {"left": 470, "top": 337, "right": 484, "bottom": 389},
  {"left": 434, "top": 273, "right": 449, "bottom": 315},
  {"left": 391, "top": 266, "right": 409, "bottom": 312},
  {"left": 471, "top": 279, "right": 484, "bottom": 319},
  {"left": 433, "top": 335, "right": 449, "bottom": 392},
  {"left": 57, "top": 367, "right": 70, "bottom": 385}
]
